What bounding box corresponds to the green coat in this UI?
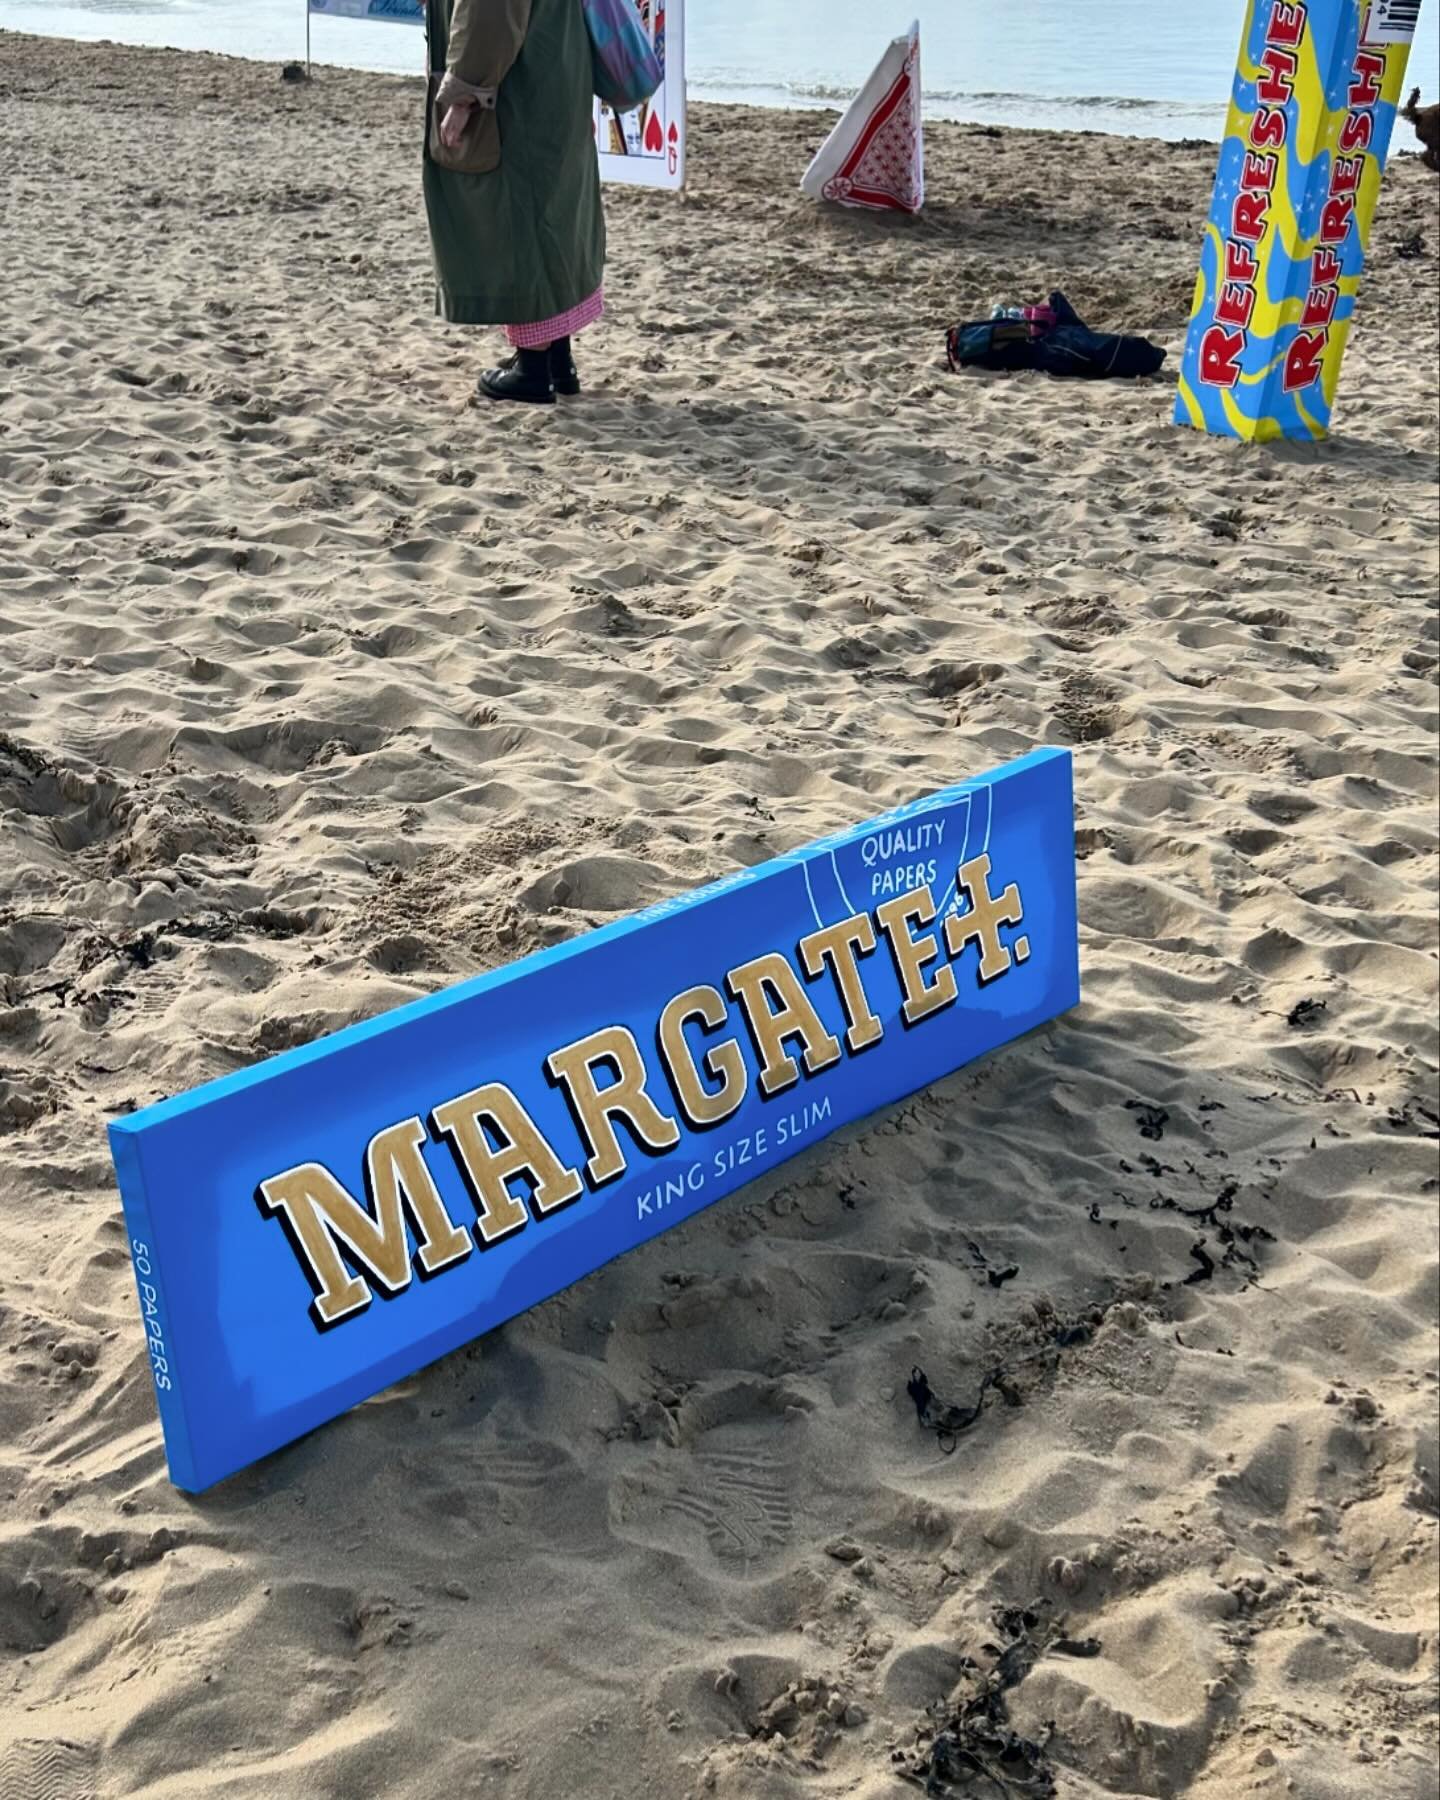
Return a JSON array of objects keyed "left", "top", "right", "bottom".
[{"left": 423, "top": 0, "right": 606, "bottom": 325}]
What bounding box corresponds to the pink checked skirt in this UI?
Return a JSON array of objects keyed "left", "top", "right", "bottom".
[{"left": 504, "top": 285, "right": 604, "bottom": 349}]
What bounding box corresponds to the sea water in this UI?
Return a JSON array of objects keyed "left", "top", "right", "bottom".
[{"left": 0, "top": 0, "right": 1435, "bottom": 141}]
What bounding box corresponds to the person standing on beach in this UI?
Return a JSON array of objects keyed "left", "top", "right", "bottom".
[{"left": 422, "top": 0, "right": 606, "bottom": 404}]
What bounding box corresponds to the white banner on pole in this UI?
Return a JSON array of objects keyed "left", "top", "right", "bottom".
[
  {"left": 594, "top": 0, "right": 686, "bottom": 191},
  {"left": 308, "top": 0, "right": 424, "bottom": 21}
]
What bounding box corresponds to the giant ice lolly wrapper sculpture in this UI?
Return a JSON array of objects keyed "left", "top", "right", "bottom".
[{"left": 1175, "top": 0, "right": 1420, "bottom": 442}]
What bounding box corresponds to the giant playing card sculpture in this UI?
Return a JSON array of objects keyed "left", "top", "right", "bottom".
[
  {"left": 801, "top": 21, "right": 924, "bottom": 214},
  {"left": 595, "top": 0, "right": 686, "bottom": 190}
]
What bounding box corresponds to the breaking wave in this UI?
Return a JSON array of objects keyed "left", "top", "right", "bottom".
[{"left": 691, "top": 73, "right": 1224, "bottom": 136}]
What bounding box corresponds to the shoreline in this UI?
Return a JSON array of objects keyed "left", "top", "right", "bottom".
[{"left": 0, "top": 23, "right": 1232, "bottom": 141}]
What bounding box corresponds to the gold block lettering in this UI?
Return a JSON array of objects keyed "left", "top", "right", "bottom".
[
  {"left": 876, "top": 885, "right": 958, "bottom": 1024},
  {"left": 546, "top": 1025, "right": 681, "bottom": 1186},
  {"left": 432, "top": 1083, "right": 583, "bottom": 1246},
  {"left": 945, "top": 854, "right": 1025, "bottom": 984},
  {"left": 726, "top": 952, "right": 842, "bottom": 1098},
  {"left": 799, "top": 913, "right": 884, "bottom": 1053},
  {"left": 657, "top": 985, "right": 748, "bottom": 1128},
  {"left": 257, "top": 1117, "right": 472, "bottom": 1328}
]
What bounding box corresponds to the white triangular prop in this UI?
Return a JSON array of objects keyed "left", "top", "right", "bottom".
[{"left": 800, "top": 22, "right": 923, "bottom": 214}]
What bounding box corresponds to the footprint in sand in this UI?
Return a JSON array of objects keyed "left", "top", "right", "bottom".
[
  {"left": 0, "top": 1738, "right": 99, "bottom": 1800},
  {"left": 613, "top": 1450, "right": 793, "bottom": 1571},
  {"left": 475, "top": 1440, "right": 572, "bottom": 1491}
]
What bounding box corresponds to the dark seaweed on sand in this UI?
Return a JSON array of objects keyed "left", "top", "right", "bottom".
[
  {"left": 907, "top": 1316, "right": 1096, "bottom": 1455},
  {"left": 1148, "top": 1179, "right": 1275, "bottom": 1287},
  {"left": 901, "top": 1601, "right": 1100, "bottom": 1797}
]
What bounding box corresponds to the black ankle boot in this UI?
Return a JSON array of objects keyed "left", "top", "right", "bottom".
[
  {"left": 549, "top": 337, "right": 580, "bottom": 397},
  {"left": 478, "top": 347, "right": 555, "bottom": 405}
]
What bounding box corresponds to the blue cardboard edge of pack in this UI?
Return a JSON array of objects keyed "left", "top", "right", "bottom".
[{"left": 109, "top": 746, "right": 1079, "bottom": 1492}]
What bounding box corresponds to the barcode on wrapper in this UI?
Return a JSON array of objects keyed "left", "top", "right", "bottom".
[{"left": 1363, "top": 0, "right": 1420, "bottom": 44}]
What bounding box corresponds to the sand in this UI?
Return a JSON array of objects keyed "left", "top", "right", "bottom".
[{"left": 0, "top": 29, "right": 1437, "bottom": 1800}]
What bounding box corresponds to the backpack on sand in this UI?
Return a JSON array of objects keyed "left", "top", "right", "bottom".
[
  {"left": 582, "top": 0, "right": 663, "bottom": 113},
  {"left": 946, "top": 291, "right": 1167, "bottom": 382}
]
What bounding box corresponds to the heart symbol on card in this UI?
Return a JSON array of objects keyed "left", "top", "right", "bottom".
[{"left": 645, "top": 111, "right": 664, "bottom": 153}]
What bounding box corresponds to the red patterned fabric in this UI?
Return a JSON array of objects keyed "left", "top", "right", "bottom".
[
  {"left": 822, "top": 34, "right": 922, "bottom": 212},
  {"left": 801, "top": 24, "right": 924, "bottom": 216},
  {"left": 504, "top": 285, "right": 605, "bottom": 348}
]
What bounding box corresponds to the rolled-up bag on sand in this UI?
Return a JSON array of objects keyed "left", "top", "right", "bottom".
[
  {"left": 946, "top": 290, "right": 1166, "bottom": 381},
  {"left": 582, "top": 0, "right": 662, "bottom": 112}
]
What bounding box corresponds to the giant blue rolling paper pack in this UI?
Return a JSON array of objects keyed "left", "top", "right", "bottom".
[{"left": 110, "top": 747, "right": 1079, "bottom": 1492}]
